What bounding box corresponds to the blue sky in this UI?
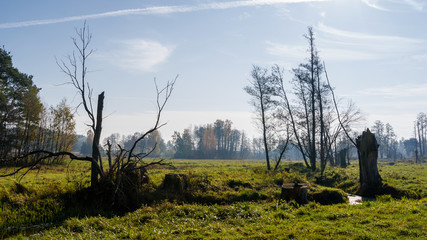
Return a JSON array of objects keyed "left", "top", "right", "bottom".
[{"left": 1, "top": 0, "right": 426, "bottom": 141}]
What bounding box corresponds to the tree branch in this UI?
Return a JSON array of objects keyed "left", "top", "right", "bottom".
[{"left": 323, "top": 61, "right": 357, "bottom": 147}]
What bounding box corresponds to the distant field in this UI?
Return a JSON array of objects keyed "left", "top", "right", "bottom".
[{"left": 0, "top": 159, "right": 426, "bottom": 239}]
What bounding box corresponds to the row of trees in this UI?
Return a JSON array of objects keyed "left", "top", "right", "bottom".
[
  {"left": 0, "top": 47, "right": 76, "bottom": 165},
  {"left": 245, "top": 27, "right": 362, "bottom": 172},
  {"left": 371, "top": 118, "right": 427, "bottom": 162},
  {"left": 414, "top": 112, "right": 427, "bottom": 161},
  {"left": 80, "top": 117, "right": 421, "bottom": 163},
  {"left": 172, "top": 120, "right": 252, "bottom": 159},
  {"left": 100, "top": 130, "right": 167, "bottom": 158},
  {"left": 371, "top": 120, "right": 398, "bottom": 159}
]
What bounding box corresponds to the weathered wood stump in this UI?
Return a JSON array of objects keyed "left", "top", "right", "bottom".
[
  {"left": 356, "top": 129, "right": 382, "bottom": 197},
  {"left": 163, "top": 173, "right": 188, "bottom": 193},
  {"left": 281, "top": 183, "right": 308, "bottom": 204}
]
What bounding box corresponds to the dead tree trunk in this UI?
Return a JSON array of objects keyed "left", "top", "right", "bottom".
[
  {"left": 356, "top": 129, "right": 382, "bottom": 196},
  {"left": 91, "top": 92, "right": 104, "bottom": 188}
]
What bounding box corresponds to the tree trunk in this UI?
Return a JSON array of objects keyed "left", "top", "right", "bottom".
[
  {"left": 91, "top": 92, "right": 104, "bottom": 188},
  {"left": 163, "top": 173, "right": 188, "bottom": 193},
  {"left": 281, "top": 183, "right": 308, "bottom": 204},
  {"left": 356, "top": 129, "right": 382, "bottom": 197},
  {"left": 339, "top": 148, "right": 347, "bottom": 168},
  {"left": 260, "top": 97, "right": 270, "bottom": 170}
]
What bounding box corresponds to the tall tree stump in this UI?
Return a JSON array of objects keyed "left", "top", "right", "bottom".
[{"left": 356, "top": 129, "right": 382, "bottom": 197}]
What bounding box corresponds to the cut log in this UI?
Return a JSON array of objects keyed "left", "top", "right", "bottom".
[
  {"left": 163, "top": 173, "right": 188, "bottom": 193},
  {"left": 356, "top": 129, "right": 382, "bottom": 197},
  {"left": 281, "top": 183, "right": 308, "bottom": 204}
]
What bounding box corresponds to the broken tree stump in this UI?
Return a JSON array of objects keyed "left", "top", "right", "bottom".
[
  {"left": 356, "top": 128, "right": 382, "bottom": 197},
  {"left": 281, "top": 182, "right": 308, "bottom": 204},
  {"left": 163, "top": 173, "right": 188, "bottom": 193}
]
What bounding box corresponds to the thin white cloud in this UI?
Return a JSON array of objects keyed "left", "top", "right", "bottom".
[
  {"left": 318, "top": 23, "right": 422, "bottom": 44},
  {"left": 361, "top": 0, "right": 389, "bottom": 11},
  {"left": 361, "top": 0, "right": 424, "bottom": 11},
  {"left": 316, "top": 23, "right": 426, "bottom": 60},
  {"left": 266, "top": 41, "right": 379, "bottom": 61},
  {"left": 412, "top": 54, "right": 427, "bottom": 61},
  {"left": 265, "top": 41, "right": 306, "bottom": 59},
  {"left": 359, "top": 84, "right": 427, "bottom": 98},
  {"left": 266, "top": 23, "right": 426, "bottom": 62},
  {"left": 0, "top": 0, "right": 328, "bottom": 29},
  {"left": 102, "top": 40, "right": 174, "bottom": 72}
]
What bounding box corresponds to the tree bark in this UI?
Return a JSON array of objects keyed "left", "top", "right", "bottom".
[
  {"left": 91, "top": 92, "right": 104, "bottom": 188},
  {"left": 260, "top": 99, "right": 271, "bottom": 170},
  {"left": 356, "top": 129, "right": 382, "bottom": 196}
]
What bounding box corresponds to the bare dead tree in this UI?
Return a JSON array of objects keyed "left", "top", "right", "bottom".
[
  {"left": 1, "top": 22, "right": 177, "bottom": 209},
  {"left": 56, "top": 21, "right": 105, "bottom": 187},
  {"left": 271, "top": 65, "right": 308, "bottom": 168},
  {"left": 244, "top": 65, "right": 275, "bottom": 170}
]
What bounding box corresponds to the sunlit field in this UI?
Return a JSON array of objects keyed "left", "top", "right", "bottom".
[{"left": 1, "top": 159, "right": 426, "bottom": 239}]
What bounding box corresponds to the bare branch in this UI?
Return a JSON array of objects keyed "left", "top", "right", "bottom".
[
  {"left": 0, "top": 150, "right": 94, "bottom": 178},
  {"left": 323, "top": 61, "right": 357, "bottom": 147},
  {"left": 127, "top": 76, "right": 177, "bottom": 161}
]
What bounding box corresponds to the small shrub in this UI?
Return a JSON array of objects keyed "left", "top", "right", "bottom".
[
  {"left": 308, "top": 186, "right": 348, "bottom": 205},
  {"left": 282, "top": 172, "right": 306, "bottom": 184},
  {"left": 376, "top": 195, "right": 392, "bottom": 202},
  {"left": 378, "top": 183, "right": 420, "bottom": 199},
  {"left": 226, "top": 179, "right": 252, "bottom": 189},
  {"left": 0, "top": 185, "right": 12, "bottom": 204},
  {"left": 273, "top": 178, "right": 284, "bottom": 186},
  {"left": 10, "top": 182, "right": 31, "bottom": 194}
]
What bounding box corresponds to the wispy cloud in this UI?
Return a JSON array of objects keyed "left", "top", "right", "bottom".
[
  {"left": 266, "top": 41, "right": 379, "bottom": 61},
  {"left": 361, "top": 0, "right": 424, "bottom": 12},
  {"left": 316, "top": 23, "right": 426, "bottom": 60},
  {"left": 359, "top": 83, "right": 427, "bottom": 97},
  {"left": 266, "top": 23, "right": 427, "bottom": 62},
  {"left": 0, "top": 0, "right": 328, "bottom": 29},
  {"left": 101, "top": 40, "right": 174, "bottom": 72},
  {"left": 265, "top": 41, "right": 306, "bottom": 59},
  {"left": 318, "top": 23, "right": 422, "bottom": 44}
]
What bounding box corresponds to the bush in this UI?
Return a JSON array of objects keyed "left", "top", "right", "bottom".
[
  {"left": 377, "top": 183, "right": 420, "bottom": 199},
  {"left": 308, "top": 186, "right": 348, "bottom": 205},
  {"left": 226, "top": 179, "right": 252, "bottom": 189}
]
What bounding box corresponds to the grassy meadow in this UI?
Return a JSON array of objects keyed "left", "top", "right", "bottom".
[{"left": 0, "top": 159, "right": 426, "bottom": 239}]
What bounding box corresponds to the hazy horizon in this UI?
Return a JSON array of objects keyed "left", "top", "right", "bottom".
[{"left": 1, "top": 0, "right": 426, "bottom": 141}]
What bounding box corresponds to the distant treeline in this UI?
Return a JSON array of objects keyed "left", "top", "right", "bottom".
[{"left": 96, "top": 119, "right": 303, "bottom": 160}]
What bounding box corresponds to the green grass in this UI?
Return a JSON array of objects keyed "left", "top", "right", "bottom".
[
  {"left": 0, "top": 159, "right": 426, "bottom": 239},
  {"left": 27, "top": 198, "right": 427, "bottom": 239}
]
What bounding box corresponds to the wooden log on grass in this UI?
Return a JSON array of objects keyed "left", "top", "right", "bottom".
[
  {"left": 281, "top": 182, "right": 308, "bottom": 204},
  {"left": 163, "top": 173, "right": 188, "bottom": 193}
]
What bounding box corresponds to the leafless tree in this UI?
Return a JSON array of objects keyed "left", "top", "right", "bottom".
[
  {"left": 244, "top": 65, "right": 275, "bottom": 170},
  {"left": 268, "top": 28, "right": 363, "bottom": 174},
  {"left": 1, "top": 22, "right": 177, "bottom": 208}
]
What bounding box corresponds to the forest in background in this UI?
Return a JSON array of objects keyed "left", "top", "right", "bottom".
[{"left": 1, "top": 44, "right": 426, "bottom": 167}]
